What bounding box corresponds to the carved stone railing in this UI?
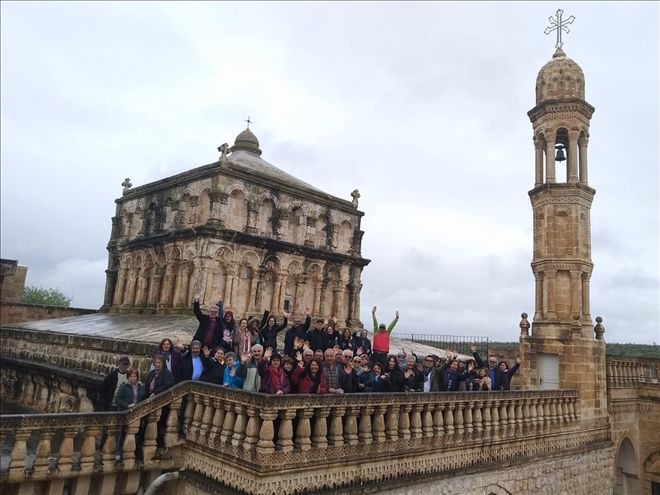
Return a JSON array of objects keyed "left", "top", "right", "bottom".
[
  {"left": 1, "top": 384, "right": 604, "bottom": 495},
  {"left": 606, "top": 356, "right": 660, "bottom": 388}
]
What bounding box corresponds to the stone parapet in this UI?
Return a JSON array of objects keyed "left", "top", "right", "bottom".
[
  {"left": 0, "top": 383, "right": 609, "bottom": 495},
  {"left": 0, "top": 302, "right": 96, "bottom": 325}
]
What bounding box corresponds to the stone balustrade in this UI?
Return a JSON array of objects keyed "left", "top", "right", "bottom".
[
  {"left": 1, "top": 382, "right": 599, "bottom": 494},
  {"left": 606, "top": 356, "right": 659, "bottom": 388}
]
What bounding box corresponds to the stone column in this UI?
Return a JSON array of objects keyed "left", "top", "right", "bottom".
[
  {"left": 534, "top": 138, "right": 544, "bottom": 187},
  {"left": 294, "top": 275, "right": 307, "bottom": 315},
  {"left": 295, "top": 408, "right": 313, "bottom": 451},
  {"left": 567, "top": 130, "right": 579, "bottom": 183},
  {"left": 159, "top": 263, "right": 175, "bottom": 307},
  {"left": 578, "top": 135, "right": 589, "bottom": 185},
  {"left": 570, "top": 270, "right": 582, "bottom": 320},
  {"left": 581, "top": 272, "right": 592, "bottom": 324},
  {"left": 134, "top": 266, "right": 148, "bottom": 308},
  {"left": 147, "top": 267, "right": 162, "bottom": 308},
  {"left": 123, "top": 268, "right": 138, "bottom": 307},
  {"left": 247, "top": 272, "right": 259, "bottom": 314},
  {"left": 276, "top": 409, "right": 295, "bottom": 452},
  {"left": 544, "top": 269, "right": 557, "bottom": 320},
  {"left": 533, "top": 272, "right": 543, "bottom": 321},
  {"left": 272, "top": 279, "right": 282, "bottom": 313},
  {"left": 113, "top": 267, "right": 127, "bottom": 307},
  {"left": 545, "top": 136, "right": 556, "bottom": 183}
]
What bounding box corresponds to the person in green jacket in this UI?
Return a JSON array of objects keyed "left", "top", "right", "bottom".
[{"left": 371, "top": 306, "right": 399, "bottom": 367}]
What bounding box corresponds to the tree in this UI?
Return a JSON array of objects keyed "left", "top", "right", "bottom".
[{"left": 21, "top": 285, "right": 72, "bottom": 308}]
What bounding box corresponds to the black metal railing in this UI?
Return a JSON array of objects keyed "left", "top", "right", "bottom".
[{"left": 391, "top": 333, "right": 489, "bottom": 356}]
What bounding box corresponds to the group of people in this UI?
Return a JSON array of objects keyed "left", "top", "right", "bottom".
[{"left": 100, "top": 298, "right": 520, "bottom": 460}]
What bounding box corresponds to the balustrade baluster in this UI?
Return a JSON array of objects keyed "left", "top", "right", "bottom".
[
  {"left": 244, "top": 406, "right": 262, "bottom": 451},
  {"left": 444, "top": 404, "right": 455, "bottom": 435},
  {"left": 232, "top": 405, "right": 248, "bottom": 447},
  {"left": 256, "top": 409, "right": 278, "bottom": 455},
  {"left": 33, "top": 430, "right": 54, "bottom": 475},
  {"left": 543, "top": 399, "right": 552, "bottom": 424},
  {"left": 454, "top": 403, "right": 465, "bottom": 434},
  {"left": 328, "top": 407, "right": 346, "bottom": 447},
  {"left": 121, "top": 419, "right": 140, "bottom": 470},
  {"left": 294, "top": 408, "right": 313, "bottom": 451},
  {"left": 422, "top": 404, "right": 434, "bottom": 437},
  {"left": 537, "top": 399, "right": 545, "bottom": 424},
  {"left": 102, "top": 425, "right": 120, "bottom": 468},
  {"left": 182, "top": 396, "right": 195, "bottom": 437},
  {"left": 498, "top": 401, "right": 508, "bottom": 427},
  {"left": 358, "top": 406, "right": 374, "bottom": 444},
  {"left": 490, "top": 401, "right": 500, "bottom": 431},
  {"left": 410, "top": 404, "right": 423, "bottom": 438},
  {"left": 311, "top": 407, "right": 330, "bottom": 449},
  {"left": 482, "top": 402, "right": 491, "bottom": 431},
  {"left": 276, "top": 409, "right": 295, "bottom": 452},
  {"left": 208, "top": 399, "right": 225, "bottom": 445},
  {"left": 344, "top": 406, "right": 359, "bottom": 446},
  {"left": 79, "top": 427, "right": 100, "bottom": 472},
  {"left": 528, "top": 399, "right": 537, "bottom": 425},
  {"left": 463, "top": 402, "right": 473, "bottom": 435},
  {"left": 198, "top": 397, "right": 215, "bottom": 447},
  {"left": 8, "top": 430, "right": 32, "bottom": 478},
  {"left": 514, "top": 402, "right": 522, "bottom": 426},
  {"left": 560, "top": 397, "right": 569, "bottom": 422},
  {"left": 372, "top": 405, "right": 386, "bottom": 443},
  {"left": 568, "top": 398, "right": 577, "bottom": 420},
  {"left": 165, "top": 397, "right": 184, "bottom": 447},
  {"left": 473, "top": 402, "right": 483, "bottom": 433},
  {"left": 433, "top": 404, "right": 445, "bottom": 436},
  {"left": 190, "top": 394, "right": 206, "bottom": 442},
  {"left": 398, "top": 405, "right": 412, "bottom": 440},
  {"left": 57, "top": 428, "right": 78, "bottom": 473},
  {"left": 385, "top": 405, "right": 399, "bottom": 442},
  {"left": 220, "top": 403, "right": 236, "bottom": 444},
  {"left": 507, "top": 401, "right": 516, "bottom": 427},
  {"left": 522, "top": 400, "right": 531, "bottom": 427},
  {"left": 143, "top": 409, "right": 162, "bottom": 461}
]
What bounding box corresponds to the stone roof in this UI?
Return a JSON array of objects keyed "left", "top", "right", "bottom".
[
  {"left": 535, "top": 48, "right": 585, "bottom": 104},
  {"left": 8, "top": 314, "right": 464, "bottom": 360}
]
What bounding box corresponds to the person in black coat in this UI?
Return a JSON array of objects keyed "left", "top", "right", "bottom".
[
  {"left": 260, "top": 312, "right": 288, "bottom": 352},
  {"left": 201, "top": 347, "right": 225, "bottom": 384},
  {"left": 192, "top": 293, "right": 224, "bottom": 349},
  {"left": 471, "top": 344, "right": 504, "bottom": 391},
  {"left": 143, "top": 354, "right": 175, "bottom": 454},
  {"left": 307, "top": 319, "right": 327, "bottom": 352},
  {"left": 100, "top": 356, "right": 131, "bottom": 411},
  {"left": 284, "top": 309, "right": 311, "bottom": 357},
  {"left": 498, "top": 358, "right": 521, "bottom": 391},
  {"left": 381, "top": 355, "right": 405, "bottom": 392}
]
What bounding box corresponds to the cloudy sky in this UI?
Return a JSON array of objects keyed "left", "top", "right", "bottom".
[{"left": 1, "top": 2, "right": 658, "bottom": 344}]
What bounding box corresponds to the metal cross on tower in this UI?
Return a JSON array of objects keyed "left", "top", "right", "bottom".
[
  {"left": 544, "top": 9, "right": 575, "bottom": 49},
  {"left": 244, "top": 116, "right": 253, "bottom": 129}
]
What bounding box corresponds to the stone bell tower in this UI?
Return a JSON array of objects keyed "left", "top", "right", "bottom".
[{"left": 519, "top": 43, "right": 608, "bottom": 421}]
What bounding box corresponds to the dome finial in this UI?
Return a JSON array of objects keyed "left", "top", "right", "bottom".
[
  {"left": 231, "top": 124, "right": 262, "bottom": 156},
  {"left": 544, "top": 8, "right": 575, "bottom": 50}
]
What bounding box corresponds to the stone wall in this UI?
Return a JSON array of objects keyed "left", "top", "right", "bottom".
[
  {"left": 103, "top": 150, "right": 369, "bottom": 327},
  {"left": 0, "top": 302, "right": 97, "bottom": 325},
  {"left": 0, "top": 259, "right": 27, "bottom": 304}
]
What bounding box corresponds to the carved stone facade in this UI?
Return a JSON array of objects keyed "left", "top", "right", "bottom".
[
  {"left": 101, "top": 129, "right": 369, "bottom": 327},
  {"left": 519, "top": 47, "right": 609, "bottom": 422}
]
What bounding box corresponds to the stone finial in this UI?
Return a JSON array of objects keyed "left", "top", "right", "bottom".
[
  {"left": 218, "top": 143, "right": 230, "bottom": 162},
  {"left": 594, "top": 316, "right": 605, "bottom": 340},
  {"left": 351, "top": 189, "right": 361, "bottom": 208},
  {"left": 121, "top": 178, "right": 132, "bottom": 195},
  {"left": 519, "top": 312, "right": 530, "bottom": 336}
]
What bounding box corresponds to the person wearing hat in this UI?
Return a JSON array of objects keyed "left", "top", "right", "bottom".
[
  {"left": 371, "top": 306, "right": 399, "bottom": 367},
  {"left": 100, "top": 355, "right": 131, "bottom": 411}
]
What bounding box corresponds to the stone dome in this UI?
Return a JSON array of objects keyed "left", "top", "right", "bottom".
[
  {"left": 231, "top": 127, "right": 262, "bottom": 156},
  {"left": 535, "top": 48, "right": 585, "bottom": 104}
]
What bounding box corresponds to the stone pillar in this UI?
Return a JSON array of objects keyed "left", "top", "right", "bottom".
[
  {"left": 247, "top": 273, "right": 259, "bottom": 314},
  {"left": 545, "top": 136, "right": 556, "bottom": 183},
  {"left": 147, "top": 267, "right": 162, "bottom": 308},
  {"left": 134, "top": 267, "right": 148, "bottom": 308},
  {"left": 578, "top": 135, "right": 589, "bottom": 185},
  {"left": 582, "top": 272, "right": 592, "bottom": 325},
  {"left": 567, "top": 131, "right": 579, "bottom": 183},
  {"left": 113, "top": 267, "right": 127, "bottom": 306},
  {"left": 160, "top": 263, "right": 175, "bottom": 307},
  {"left": 123, "top": 268, "right": 138, "bottom": 307},
  {"left": 534, "top": 138, "right": 544, "bottom": 186},
  {"left": 533, "top": 272, "right": 543, "bottom": 321},
  {"left": 544, "top": 269, "right": 557, "bottom": 320},
  {"left": 570, "top": 270, "right": 582, "bottom": 321},
  {"left": 294, "top": 275, "right": 307, "bottom": 315}
]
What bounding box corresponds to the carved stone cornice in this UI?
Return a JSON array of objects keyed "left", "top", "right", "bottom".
[
  {"left": 529, "top": 183, "right": 595, "bottom": 206},
  {"left": 527, "top": 98, "right": 595, "bottom": 122}
]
